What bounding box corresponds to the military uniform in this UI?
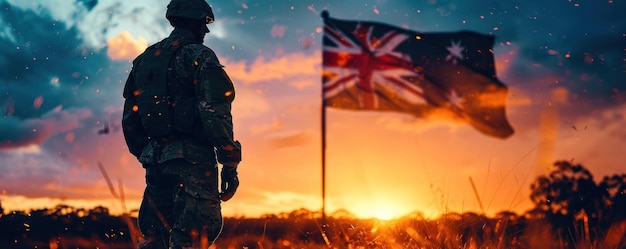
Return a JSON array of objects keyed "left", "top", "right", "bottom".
[{"left": 122, "top": 11, "right": 241, "bottom": 249}]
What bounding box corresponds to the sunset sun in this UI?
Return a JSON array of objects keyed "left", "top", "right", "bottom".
[
  {"left": 342, "top": 197, "right": 412, "bottom": 221},
  {"left": 369, "top": 205, "right": 397, "bottom": 220}
]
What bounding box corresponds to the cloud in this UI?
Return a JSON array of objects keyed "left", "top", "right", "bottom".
[
  {"left": 0, "top": 143, "right": 105, "bottom": 199},
  {"left": 377, "top": 112, "right": 468, "bottom": 136},
  {"left": 224, "top": 52, "right": 320, "bottom": 87},
  {"left": 223, "top": 52, "right": 321, "bottom": 120},
  {"left": 3, "top": 0, "right": 171, "bottom": 49},
  {"left": 268, "top": 131, "right": 312, "bottom": 149},
  {"left": 0, "top": 0, "right": 133, "bottom": 156},
  {"left": 491, "top": 2, "right": 626, "bottom": 109},
  {"left": 106, "top": 31, "right": 148, "bottom": 60},
  {"left": 3, "top": 0, "right": 92, "bottom": 26},
  {"left": 78, "top": 0, "right": 98, "bottom": 11},
  {"left": 0, "top": 1, "right": 127, "bottom": 121},
  {"left": 0, "top": 106, "right": 92, "bottom": 149},
  {"left": 0, "top": 1, "right": 138, "bottom": 203},
  {"left": 230, "top": 87, "right": 271, "bottom": 118}
]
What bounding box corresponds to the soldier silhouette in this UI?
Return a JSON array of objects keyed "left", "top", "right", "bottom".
[{"left": 122, "top": 0, "right": 242, "bottom": 248}]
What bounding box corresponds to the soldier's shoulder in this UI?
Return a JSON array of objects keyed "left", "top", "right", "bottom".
[
  {"left": 132, "top": 40, "right": 166, "bottom": 65},
  {"left": 179, "top": 44, "right": 222, "bottom": 68}
]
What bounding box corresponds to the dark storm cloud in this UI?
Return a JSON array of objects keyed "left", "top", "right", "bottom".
[
  {"left": 0, "top": 2, "right": 114, "bottom": 117},
  {"left": 403, "top": 1, "right": 625, "bottom": 132},
  {"left": 557, "top": 35, "right": 626, "bottom": 100},
  {"left": 470, "top": 1, "right": 625, "bottom": 97},
  {"left": 0, "top": 3, "right": 93, "bottom": 81},
  {"left": 498, "top": 1, "right": 626, "bottom": 105},
  {"left": 396, "top": 0, "right": 625, "bottom": 113},
  {"left": 0, "top": 2, "right": 127, "bottom": 150}
]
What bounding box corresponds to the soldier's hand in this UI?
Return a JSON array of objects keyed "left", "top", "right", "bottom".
[{"left": 220, "top": 166, "right": 239, "bottom": 202}]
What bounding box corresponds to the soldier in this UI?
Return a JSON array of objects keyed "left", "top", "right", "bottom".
[{"left": 121, "top": 0, "right": 241, "bottom": 248}]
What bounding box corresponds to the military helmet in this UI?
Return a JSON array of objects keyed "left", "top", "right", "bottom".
[{"left": 166, "top": 0, "right": 215, "bottom": 24}]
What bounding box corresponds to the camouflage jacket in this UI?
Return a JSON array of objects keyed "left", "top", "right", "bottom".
[{"left": 122, "top": 28, "right": 241, "bottom": 168}]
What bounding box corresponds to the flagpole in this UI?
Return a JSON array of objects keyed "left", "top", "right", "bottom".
[
  {"left": 321, "top": 10, "right": 330, "bottom": 224},
  {"left": 321, "top": 89, "right": 327, "bottom": 224}
]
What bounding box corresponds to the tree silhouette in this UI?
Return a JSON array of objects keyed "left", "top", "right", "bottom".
[
  {"left": 599, "top": 173, "right": 626, "bottom": 223},
  {"left": 529, "top": 161, "right": 609, "bottom": 246}
]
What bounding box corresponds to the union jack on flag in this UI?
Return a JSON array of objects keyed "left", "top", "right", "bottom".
[{"left": 321, "top": 12, "right": 514, "bottom": 138}]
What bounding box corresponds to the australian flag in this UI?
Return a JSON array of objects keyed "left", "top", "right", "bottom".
[{"left": 322, "top": 11, "right": 514, "bottom": 138}]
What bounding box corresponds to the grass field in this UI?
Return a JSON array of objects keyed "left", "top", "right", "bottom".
[{"left": 2, "top": 206, "right": 625, "bottom": 249}]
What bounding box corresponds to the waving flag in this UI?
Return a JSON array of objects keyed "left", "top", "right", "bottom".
[{"left": 321, "top": 12, "right": 514, "bottom": 138}]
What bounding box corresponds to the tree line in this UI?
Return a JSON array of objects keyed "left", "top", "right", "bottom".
[{"left": 0, "top": 160, "right": 625, "bottom": 248}]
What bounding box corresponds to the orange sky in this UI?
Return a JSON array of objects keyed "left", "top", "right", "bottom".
[{"left": 2, "top": 31, "right": 625, "bottom": 221}]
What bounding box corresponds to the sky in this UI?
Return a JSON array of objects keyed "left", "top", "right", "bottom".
[{"left": 0, "top": 0, "right": 624, "bottom": 220}]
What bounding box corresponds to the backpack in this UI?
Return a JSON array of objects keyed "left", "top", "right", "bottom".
[{"left": 132, "top": 38, "right": 200, "bottom": 138}]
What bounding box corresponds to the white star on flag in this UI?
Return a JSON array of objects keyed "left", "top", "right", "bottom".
[
  {"left": 447, "top": 90, "right": 463, "bottom": 110},
  {"left": 321, "top": 13, "right": 515, "bottom": 138},
  {"left": 446, "top": 40, "right": 465, "bottom": 64}
]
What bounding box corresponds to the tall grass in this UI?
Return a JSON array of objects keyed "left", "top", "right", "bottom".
[
  {"left": 212, "top": 209, "right": 626, "bottom": 249},
  {"left": 2, "top": 206, "right": 625, "bottom": 248}
]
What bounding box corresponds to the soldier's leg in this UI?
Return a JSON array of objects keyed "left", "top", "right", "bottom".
[
  {"left": 170, "top": 196, "right": 223, "bottom": 248},
  {"left": 163, "top": 161, "right": 222, "bottom": 249},
  {"left": 137, "top": 164, "right": 177, "bottom": 249}
]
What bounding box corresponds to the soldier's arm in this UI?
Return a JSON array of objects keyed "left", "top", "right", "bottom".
[
  {"left": 195, "top": 51, "right": 241, "bottom": 167},
  {"left": 122, "top": 71, "right": 149, "bottom": 158}
]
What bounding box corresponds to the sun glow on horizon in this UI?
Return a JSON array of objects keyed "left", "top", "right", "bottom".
[
  {"left": 369, "top": 205, "right": 398, "bottom": 220},
  {"left": 338, "top": 197, "right": 416, "bottom": 221}
]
